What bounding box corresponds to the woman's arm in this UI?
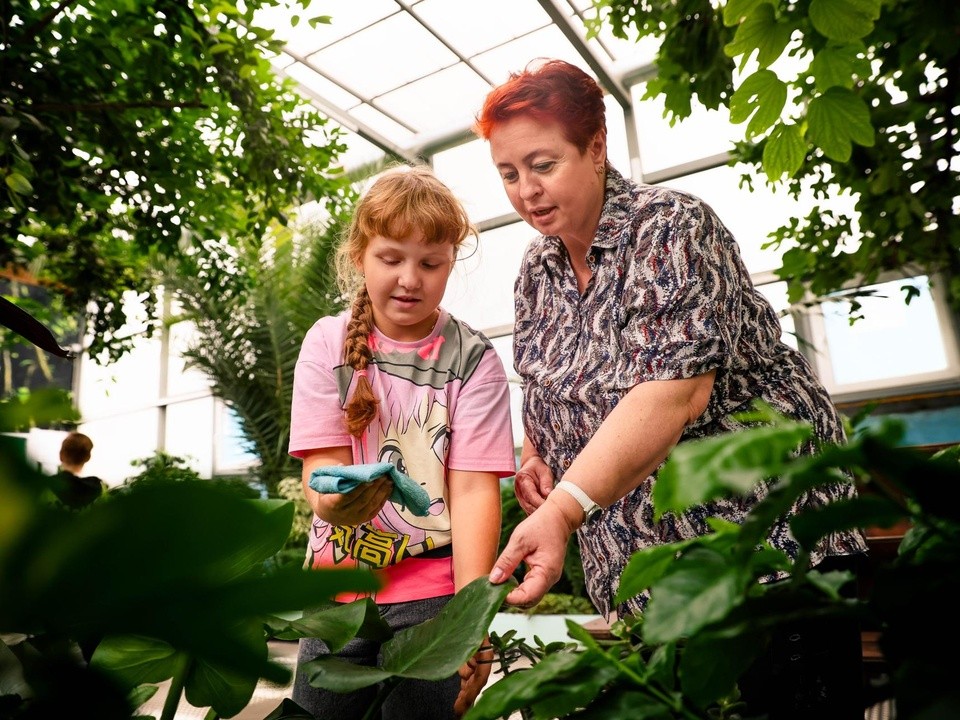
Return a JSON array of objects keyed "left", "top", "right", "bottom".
[
  {"left": 492, "top": 371, "right": 716, "bottom": 607},
  {"left": 300, "top": 447, "right": 393, "bottom": 526}
]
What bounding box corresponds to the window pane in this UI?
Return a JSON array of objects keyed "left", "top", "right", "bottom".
[
  {"left": 443, "top": 221, "right": 532, "bottom": 333},
  {"left": 820, "top": 277, "right": 949, "bottom": 386}
]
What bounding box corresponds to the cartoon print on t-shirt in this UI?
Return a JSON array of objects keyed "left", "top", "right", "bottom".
[{"left": 308, "top": 392, "right": 450, "bottom": 570}]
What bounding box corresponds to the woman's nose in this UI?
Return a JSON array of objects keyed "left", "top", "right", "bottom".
[{"left": 517, "top": 172, "right": 541, "bottom": 200}]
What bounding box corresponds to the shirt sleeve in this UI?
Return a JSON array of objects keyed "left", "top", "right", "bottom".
[
  {"left": 446, "top": 347, "right": 516, "bottom": 475},
  {"left": 619, "top": 191, "right": 739, "bottom": 382}
]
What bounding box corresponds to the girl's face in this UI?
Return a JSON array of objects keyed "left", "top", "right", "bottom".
[
  {"left": 360, "top": 229, "right": 455, "bottom": 342},
  {"left": 489, "top": 115, "right": 606, "bottom": 250}
]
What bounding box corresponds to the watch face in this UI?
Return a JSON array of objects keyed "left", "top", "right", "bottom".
[{"left": 584, "top": 506, "right": 602, "bottom": 524}]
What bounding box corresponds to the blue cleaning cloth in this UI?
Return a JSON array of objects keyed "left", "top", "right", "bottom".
[{"left": 309, "top": 462, "right": 432, "bottom": 517}]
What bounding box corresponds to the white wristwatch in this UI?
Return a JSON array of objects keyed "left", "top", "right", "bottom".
[{"left": 554, "top": 480, "right": 602, "bottom": 525}]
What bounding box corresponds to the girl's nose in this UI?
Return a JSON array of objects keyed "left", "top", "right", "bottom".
[{"left": 398, "top": 264, "right": 421, "bottom": 289}]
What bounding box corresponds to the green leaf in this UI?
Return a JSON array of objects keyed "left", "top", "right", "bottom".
[
  {"left": 267, "top": 598, "right": 391, "bottom": 652},
  {"left": 302, "top": 577, "right": 513, "bottom": 692},
  {"left": 464, "top": 651, "right": 583, "bottom": 720},
  {"left": 808, "top": 86, "right": 875, "bottom": 161},
  {"left": 722, "top": 0, "right": 771, "bottom": 28},
  {"left": 91, "top": 635, "right": 181, "bottom": 687},
  {"left": 724, "top": 4, "right": 793, "bottom": 70},
  {"left": 642, "top": 548, "right": 744, "bottom": 644},
  {"left": 680, "top": 632, "right": 764, "bottom": 706},
  {"left": 790, "top": 495, "right": 906, "bottom": 551},
  {"left": 654, "top": 422, "right": 814, "bottom": 517},
  {"left": 616, "top": 541, "right": 695, "bottom": 605},
  {"left": 184, "top": 628, "right": 261, "bottom": 717},
  {"left": 809, "top": 0, "right": 881, "bottom": 42},
  {"left": 4, "top": 172, "right": 33, "bottom": 195},
  {"left": 308, "top": 15, "right": 333, "bottom": 29},
  {"left": 729, "top": 69, "right": 787, "bottom": 137},
  {"left": 810, "top": 42, "right": 869, "bottom": 92},
  {"left": 762, "top": 121, "right": 806, "bottom": 180}
]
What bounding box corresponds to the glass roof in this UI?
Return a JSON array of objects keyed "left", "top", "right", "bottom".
[{"left": 253, "top": 0, "right": 660, "bottom": 171}]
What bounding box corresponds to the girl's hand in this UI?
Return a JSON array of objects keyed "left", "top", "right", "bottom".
[
  {"left": 513, "top": 456, "right": 553, "bottom": 515},
  {"left": 312, "top": 476, "right": 393, "bottom": 525},
  {"left": 453, "top": 641, "right": 494, "bottom": 717}
]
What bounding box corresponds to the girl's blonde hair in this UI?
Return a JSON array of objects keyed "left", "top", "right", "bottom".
[{"left": 336, "top": 164, "right": 477, "bottom": 437}]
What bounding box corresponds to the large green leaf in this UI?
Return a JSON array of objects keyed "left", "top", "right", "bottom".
[
  {"left": 724, "top": 3, "right": 793, "bottom": 70},
  {"left": 1, "top": 478, "right": 377, "bottom": 684},
  {"left": 464, "top": 651, "right": 583, "bottom": 720},
  {"left": 642, "top": 548, "right": 745, "bottom": 644},
  {"left": 809, "top": 0, "right": 881, "bottom": 42},
  {"left": 301, "top": 577, "right": 513, "bottom": 692},
  {"left": 266, "top": 598, "right": 392, "bottom": 651},
  {"left": 654, "top": 421, "right": 813, "bottom": 516},
  {"left": 807, "top": 86, "right": 875, "bottom": 161}
]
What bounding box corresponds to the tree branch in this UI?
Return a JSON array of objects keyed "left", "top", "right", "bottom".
[
  {"left": 29, "top": 100, "right": 208, "bottom": 113},
  {"left": 19, "top": 0, "right": 78, "bottom": 44}
]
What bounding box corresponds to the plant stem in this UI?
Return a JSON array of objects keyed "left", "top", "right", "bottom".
[
  {"left": 361, "top": 677, "right": 399, "bottom": 720},
  {"left": 159, "top": 655, "right": 192, "bottom": 720}
]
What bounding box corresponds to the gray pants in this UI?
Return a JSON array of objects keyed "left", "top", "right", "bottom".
[{"left": 292, "top": 594, "right": 460, "bottom": 720}]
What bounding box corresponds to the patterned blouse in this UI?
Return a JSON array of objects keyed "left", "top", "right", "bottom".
[{"left": 514, "top": 167, "right": 868, "bottom": 618}]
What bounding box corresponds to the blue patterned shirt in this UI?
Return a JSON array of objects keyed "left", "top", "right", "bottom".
[{"left": 514, "top": 167, "right": 868, "bottom": 617}]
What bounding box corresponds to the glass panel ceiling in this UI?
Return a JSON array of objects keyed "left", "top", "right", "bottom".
[{"left": 253, "top": 0, "right": 659, "bottom": 171}]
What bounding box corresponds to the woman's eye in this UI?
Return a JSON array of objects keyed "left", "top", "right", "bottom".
[
  {"left": 500, "top": 171, "right": 518, "bottom": 183},
  {"left": 533, "top": 161, "right": 554, "bottom": 173}
]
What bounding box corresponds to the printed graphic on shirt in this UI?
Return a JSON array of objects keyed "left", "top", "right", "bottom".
[{"left": 307, "top": 319, "right": 491, "bottom": 573}]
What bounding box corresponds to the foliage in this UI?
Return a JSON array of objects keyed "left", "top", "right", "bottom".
[
  {"left": 274, "top": 475, "right": 314, "bottom": 569},
  {"left": 0, "top": 426, "right": 378, "bottom": 719},
  {"left": 589, "top": 0, "right": 960, "bottom": 312},
  {"left": 159, "top": 207, "right": 352, "bottom": 496},
  {"left": 1, "top": 0, "right": 353, "bottom": 362},
  {"left": 0, "top": 386, "right": 78, "bottom": 431},
  {"left": 462, "top": 408, "right": 960, "bottom": 719}
]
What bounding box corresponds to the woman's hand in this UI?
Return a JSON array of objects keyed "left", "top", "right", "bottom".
[
  {"left": 513, "top": 455, "right": 554, "bottom": 515},
  {"left": 489, "top": 495, "right": 581, "bottom": 608},
  {"left": 453, "top": 641, "right": 494, "bottom": 717}
]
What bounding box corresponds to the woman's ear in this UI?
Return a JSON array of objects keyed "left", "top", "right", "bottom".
[{"left": 589, "top": 130, "right": 607, "bottom": 166}]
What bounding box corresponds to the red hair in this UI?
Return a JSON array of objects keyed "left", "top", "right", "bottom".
[{"left": 474, "top": 58, "right": 607, "bottom": 152}]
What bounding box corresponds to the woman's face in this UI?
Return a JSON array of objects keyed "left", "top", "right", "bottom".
[{"left": 488, "top": 115, "right": 605, "bottom": 248}]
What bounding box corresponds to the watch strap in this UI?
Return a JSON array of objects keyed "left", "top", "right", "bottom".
[{"left": 554, "top": 480, "right": 602, "bottom": 524}]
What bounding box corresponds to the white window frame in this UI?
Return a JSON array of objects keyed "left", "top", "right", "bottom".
[{"left": 795, "top": 271, "right": 960, "bottom": 403}]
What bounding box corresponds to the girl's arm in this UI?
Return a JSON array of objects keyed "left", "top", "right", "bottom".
[
  {"left": 448, "top": 468, "right": 502, "bottom": 716},
  {"left": 300, "top": 447, "right": 393, "bottom": 526},
  {"left": 448, "top": 468, "right": 502, "bottom": 589}
]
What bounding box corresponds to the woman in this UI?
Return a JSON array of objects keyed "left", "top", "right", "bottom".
[{"left": 473, "top": 59, "right": 868, "bottom": 717}]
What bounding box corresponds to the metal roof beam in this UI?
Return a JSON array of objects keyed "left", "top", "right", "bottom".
[{"left": 535, "top": 0, "right": 632, "bottom": 109}]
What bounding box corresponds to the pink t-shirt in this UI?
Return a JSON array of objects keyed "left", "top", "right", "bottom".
[{"left": 289, "top": 309, "right": 516, "bottom": 603}]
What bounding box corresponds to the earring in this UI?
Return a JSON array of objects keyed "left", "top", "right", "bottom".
[{"left": 596, "top": 164, "right": 604, "bottom": 175}]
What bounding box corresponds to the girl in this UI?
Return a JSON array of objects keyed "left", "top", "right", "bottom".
[{"left": 288, "top": 165, "right": 516, "bottom": 719}]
